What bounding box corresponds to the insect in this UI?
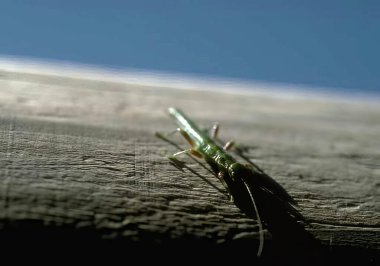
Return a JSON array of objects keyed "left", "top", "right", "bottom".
[{"left": 157, "top": 107, "right": 300, "bottom": 257}]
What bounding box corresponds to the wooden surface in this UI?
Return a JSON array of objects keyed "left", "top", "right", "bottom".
[{"left": 0, "top": 66, "right": 379, "bottom": 263}]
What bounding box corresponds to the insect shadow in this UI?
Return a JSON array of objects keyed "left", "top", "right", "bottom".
[
  {"left": 157, "top": 132, "right": 323, "bottom": 263},
  {"left": 235, "top": 155, "right": 322, "bottom": 262}
]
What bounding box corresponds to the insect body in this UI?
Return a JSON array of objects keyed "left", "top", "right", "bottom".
[
  {"left": 158, "top": 107, "right": 304, "bottom": 258},
  {"left": 168, "top": 108, "right": 253, "bottom": 199},
  {"left": 166, "top": 107, "right": 265, "bottom": 256}
]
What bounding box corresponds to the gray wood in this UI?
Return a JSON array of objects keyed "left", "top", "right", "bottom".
[{"left": 0, "top": 67, "right": 379, "bottom": 262}]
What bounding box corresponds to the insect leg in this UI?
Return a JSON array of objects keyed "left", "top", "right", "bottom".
[
  {"left": 170, "top": 129, "right": 203, "bottom": 158},
  {"left": 168, "top": 127, "right": 181, "bottom": 136},
  {"left": 223, "top": 140, "right": 235, "bottom": 151},
  {"left": 157, "top": 127, "right": 181, "bottom": 138},
  {"left": 172, "top": 149, "right": 193, "bottom": 157},
  {"left": 209, "top": 123, "right": 235, "bottom": 151},
  {"left": 217, "top": 171, "right": 234, "bottom": 201},
  {"left": 170, "top": 147, "right": 203, "bottom": 159},
  {"left": 168, "top": 149, "right": 199, "bottom": 171},
  {"left": 156, "top": 131, "right": 214, "bottom": 174},
  {"left": 210, "top": 122, "right": 219, "bottom": 139}
]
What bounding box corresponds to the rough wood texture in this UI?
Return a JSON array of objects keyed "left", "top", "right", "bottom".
[{"left": 0, "top": 66, "right": 379, "bottom": 263}]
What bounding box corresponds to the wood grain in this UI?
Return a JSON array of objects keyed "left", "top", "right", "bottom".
[{"left": 0, "top": 67, "right": 379, "bottom": 263}]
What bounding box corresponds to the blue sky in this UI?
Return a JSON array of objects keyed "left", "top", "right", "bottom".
[{"left": 1, "top": 1, "right": 379, "bottom": 95}]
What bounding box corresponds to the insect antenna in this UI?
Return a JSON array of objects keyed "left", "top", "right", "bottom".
[{"left": 242, "top": 179, "right": 264, "bottom": 257}]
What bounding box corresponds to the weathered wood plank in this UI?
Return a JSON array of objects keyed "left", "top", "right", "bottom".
[{"left": 0, "top": 67, "right": 379, "bottom": 262}]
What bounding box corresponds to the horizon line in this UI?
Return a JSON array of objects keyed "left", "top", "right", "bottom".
[{"left": 0, "top": 55, "right": 378, "bottom": 104}]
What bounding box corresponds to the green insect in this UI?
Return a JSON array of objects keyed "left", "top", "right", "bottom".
[{"left": 157, "top": 107, "right": 300, "bottom": 257}]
